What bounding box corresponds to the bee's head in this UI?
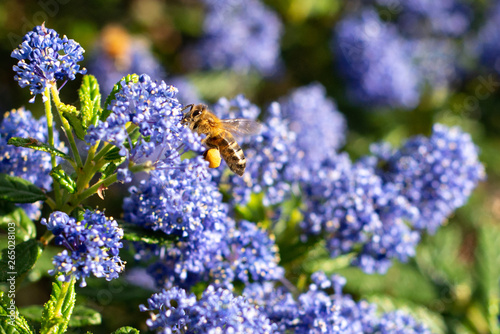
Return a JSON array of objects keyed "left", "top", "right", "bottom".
[{"left": 181, "top": 104, "right": 206, "bottom": 124}]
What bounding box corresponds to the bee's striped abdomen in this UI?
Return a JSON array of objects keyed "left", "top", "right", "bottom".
[{"left": 206, "top": 132, "right": 246, "bottom": 176}]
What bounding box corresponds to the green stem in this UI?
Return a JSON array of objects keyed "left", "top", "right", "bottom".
[
  {"left": 92, "top": 142, "right": 114, "bottom": 162},
  {"left": 44, "top": 86, "right": 62, "bottom": 207},
  {"left": 50, "top": 84, "right": 83, "bottom": 168}
]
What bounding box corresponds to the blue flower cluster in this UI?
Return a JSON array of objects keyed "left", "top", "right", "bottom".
[
  {"left": 333, "top": 7, "right": 463, "bottom": 109},
  {"left": 140, "top": 285, "right": 277, "bottom": 334},
  {"left": 334, "top": 10, "right": 421, "bottom": 109},
  {"left": 123, "top": 160, "right": 283, "bottom": 289},
  {"left": 193, "top": 0, "right": 283, "bottom": 75},
  {"left": 85, "top": 74, "right": 202, "bottom": 173},
  {"left": 243, "top": 272, "right": 431, "bottom": 333},
  {"left": 371, "top": 123, "right": 486, "bottom": 233},
  {"left": 41, "top": 210, "right": 125, "bottom": 287},
  {"left": 87, "top": 25, "right": 166, "bottom": 96},
  {"left": 210, "top": 96, "right": 295, "bottom": 206},
  {"left": 11, "top": 24, "right": 86, "bottom": 102},
  {"left": 0, "top": 107, "right": 66, "bottom": 220},
  {"left": 475, "top": 2, "right": 500, "bottom": 73},
  {"left": 298, "top": 124, "right": 484, "bottom": 273}
]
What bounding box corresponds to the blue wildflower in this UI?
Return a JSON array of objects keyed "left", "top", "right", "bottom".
[
  {"left": 334, "top": 10, "right": 421, "bottom": 109},
  {"left": 372, "top": 123, "right": 485, "bottom": 233},
  {"left": 192, "top": 0, "right": 283, "bottom": 75},
  {"left": 0, "top": 107, "right": 66, "bottom": 220},
  {"left": 123, "top": 160, "right": 231, "bottom": 289},
  {"left": 300, "top": 153, "right": 420, "bottom": 274},
  {"left": 140, "top": 285, "right": 277, "bottom": 333},
  {"left": 85, "top": 74, "right": 203, "bottom": 172},
  {"left": 244, "top": 272, "right": 431, "bottom": 333},
  {"left": 87, "top": 24, "right": 166, "bottom": 96},
  {"left": 211, "top": 96, "right": 295, "bottom": 206},
  {"left": 11, "top": 24, "right": 86, "bottom": 102},
  {"left": 41, "top": 210, "right": 125, "bottom": 287}
]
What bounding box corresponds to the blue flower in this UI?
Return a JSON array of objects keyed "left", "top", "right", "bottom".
[
  {"left": 41, "top": 210, "right": 125, "bottom": 287},
  {"left": 85, "top": 74, "right": 203, "bottom": 172},
  {"left": 87, "top": 25, "right": 166, "bottom": 96},
  {"left": 210, "top": 96, "right": 296, "bottom": 206},
  {"left": 192, "top": 0, "right": 283, "bottom": 75},
  {"left": 0, "top": 107, "right": 66, "bottom": 220},
  {"left": 123, "top": 160, "right": 231, "bottom": 289},
  {"left": 243, "top": 272, "right": 431, "bottom": 333},
  {"left": 279, "top": 83, "right": 347, "bottom": 183},
  {"left": 140, "top": 285, "right": 277, "bottom": 333},
  {"left": 372, "top": 123, "right": 485, "bottom": 233},
  {"left": 299, "top": 153, "right": 420, "bottom": 274},
  {"left": 11, "top": 24, "right": 86, "bottom": 102},
  {"left": 333, "top": 10, "right": 421, "bottom": 109}
]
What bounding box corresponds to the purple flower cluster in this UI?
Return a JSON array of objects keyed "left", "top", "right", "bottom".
[
  {"left": 371, "top": 123, "right": 486, "bottom": 233},
  {"left": 85, "top": 74, "right": 203, "bottom": 173},
  {"left": 41, "top": 210, "right": 125, "bottom": 287},
  {"left": 298, "top": 124, "right": 484, "bottom": 273},
  {"left": 0, "top": 107, "right": 66, "bottom": 220},
  {"left": 192, "top": 0, "right": 283, "bottom": 75},
  {"left": 11, "top": 24, "right": 86, "bottom": 102},
  {"left": 243, "top": 272, "right": 431, "bottom": 333},
  {"left": 140, "top": 285, "right": 277, "bottom": 333},
  {"left": 123, "top": 161, "right": 283, "bottom": 289}
]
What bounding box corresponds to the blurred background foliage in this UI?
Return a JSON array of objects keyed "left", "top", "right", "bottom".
[{"left": 0, "top": 0, "right": 499, "bottom": 333}]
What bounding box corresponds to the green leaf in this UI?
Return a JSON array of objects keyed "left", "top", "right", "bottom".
[
  {"left": 79, "top": 75, "right": 102, "bottom": 128},
  {"left": 111, "top": 327, "right": 140, "bottom": 334},
  {"left": 103, "top": 147, "right": 123, "bottom": 162},
  {"left": 50, "top": 168, "right": 77, "bottom": 194},
  {"left": 67, "top": 305, "right": 101, "bottom": 327},
  {"left": 475, "top": 225, "right": 500, "bottom": 333},
  {"left": 7, "top": 137, "right": 71, "bottom": 161},
  {"left": 102, "top": 74, "right": 139, "bottom": 122},
  {"left": 120, "top": 221, "right": 177, "bottom": 245},
  {"left": 99, "top": 162, "right": 118, "bottom": 180},
  {"left": 0, "top": 291, "right": 33, "bottom": 334},
  {"left": 0, "top": 239, "right": 44, "bottom": 282},
  {"left": 62, "top": 111, "right": 87, "bottom": 141},
  {"left": 0, "top": 201, "right": 36, "bottom": 242},
  {"left": 40, "top": 279, "right": 76, "bottom": 334},
  {"left": 0, "top": 174, "right": 46, "bottom": 204}
]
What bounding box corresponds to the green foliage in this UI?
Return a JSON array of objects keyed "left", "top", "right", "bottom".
[
  {"left": 79, "top": 74, "right": 102, "bottom": 128},
  {"left": 0, "top": 292, "right": 33, "bottom": 334},
  {"left": 0, "top": 239, "right": 43, "bottom": 282},
  {"left": 40, "top": 280, "right": 76, "bottom": 334},
  {"left": 111, "top": 327, "right": 140, "bottom": 334},
  {"left": 50, "top": 167, "right": 77, "bottom": 194},
  {"left": 0, "top": 201, "right": 36, "bottom": 242},
  {"left": 62, "top": 111, "right": 87, "bottom": 141},
  {"left": 0, "top": 174, "right": 46, "bottom": 204},
  {"left": 6, "top": 137, "right": 71, "bottom": 161},
  {"left": 119, "top": 221, "right": 177, "bottom": 245}
]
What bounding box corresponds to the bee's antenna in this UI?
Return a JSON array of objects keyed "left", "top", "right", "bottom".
[{"left": 180, "top": 104, "right": 194, "bottom": 113}]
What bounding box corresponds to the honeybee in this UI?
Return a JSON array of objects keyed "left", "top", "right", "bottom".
[{"left": 181, "top": 104, "right": 261, "bottom": 176}]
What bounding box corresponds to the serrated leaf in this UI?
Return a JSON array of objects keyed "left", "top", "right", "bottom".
[
  {"left": 0, "top": 174, "right": 46, "bottom": 204},
  {"left": 67, "top": 305, "right": 101, "bottom": 327},
  {"left": 103, "top": 147, "right": 124, "bottom": 162},
  {"left": 120, "top": 221, "right": 177, "bottom": 245},
  {"left": 99, "top": 162, "right": 118, "bottom": 180},
  {"left": 102, "top": 74, "right": 140, "bottom": 122},
  {"left": 40, "top": 279, "right": 76, "bottom": 334},
  {"left": 0, "top": 201, "right": 35, "bottom": 242},
  {"left": 0, "top": 291, "right": 33, "bottom": 334},
  {"left": 50, "top": 168, "right": 77, "bottom": 194},
  {"left": 79, "top": 75, "right": 102, "bottom": 128},
  {"left": 111, "top": 327, "right": 140, "bottom": 334},
  {"left": 7, "top": 137, "right": 71, "bottom": 161},
  {"left": 0, "top": 239, "right": 43, "bottom": 282},
  {"left": 62, "top": 111, "right": 87, "bottom": 141}
]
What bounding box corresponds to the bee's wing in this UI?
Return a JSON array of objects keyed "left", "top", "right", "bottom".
[{"left": 220, "top": 119, "right": 262, "bottom": 137}]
